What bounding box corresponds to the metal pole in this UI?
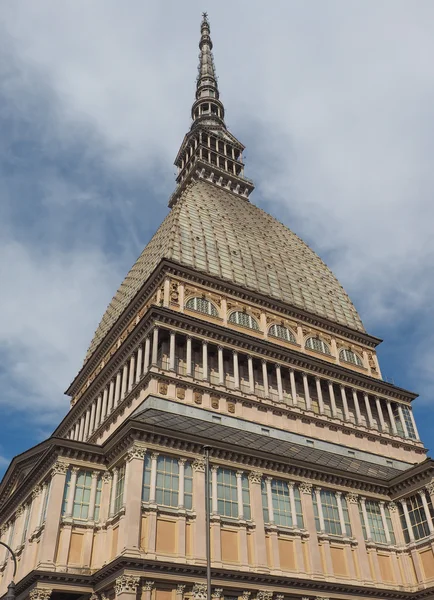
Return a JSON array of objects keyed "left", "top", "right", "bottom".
[
  {"left": 0, "top": 541, "right": 17, "bottom": 600},
  {"left": 204, "top": 446, "right": 211, "bottom": 600}
]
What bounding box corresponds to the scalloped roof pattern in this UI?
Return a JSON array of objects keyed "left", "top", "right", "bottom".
[{"left": 86, "top": 180, "right": 364, "bottom": 359}]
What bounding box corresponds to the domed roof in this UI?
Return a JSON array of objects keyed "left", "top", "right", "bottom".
[{"left": 86, "top": 180, "right": 364, "bottom": 358}]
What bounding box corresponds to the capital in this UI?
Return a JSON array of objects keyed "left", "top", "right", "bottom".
[
  {"left": 127, "top": 443, "right": 147, "bottom": 461},
  {"left": 192, "top": 457, "right": 206, "bottom": 472},
  {"left": 212, "top": 590, "right": 223, "bottom": 599},
  {"left": 115, "top": 575, "right": 141, "bottom": 595},
  {"left": 29, "top": 590, "right": 52, "bottom": 600},
  {"left": 345, "top": 492, "right": 359, "bottom": 504},
  {"left": 102, "top": 471, "right": 113, "bottom": 483},
  {"left": 176, "top": 585, "right": 186, "bottom": 596},
  {"left": 32, "top": 485, "right": 43, "bottom": 499},
  {"left": 256, "top": 592, "right": 273, "bottom": 600},
  {"left": 248, "top": 470, "right": 263, "bottom": 484},
  {"left": 192, "top": 583, "right": 207, "bottom": 600},
  {"left": 52, "top": 461, "right": 69, "bottom": 475},
  {"left": 143, "top": 581, "right": 155, "bottom": 592},
  {"left": 299, "top": 481, "right": 312, "bottom": 494},
  {"left": 426, "top": 482, "right": 434, "bottom": 495}
]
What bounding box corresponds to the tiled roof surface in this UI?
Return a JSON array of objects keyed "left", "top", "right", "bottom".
[
  {"left": 86, "top": 180, "right": 364, "bottom": 358},
  {"left": 133, "top": 408, "right": 402, "bottom": 481}
]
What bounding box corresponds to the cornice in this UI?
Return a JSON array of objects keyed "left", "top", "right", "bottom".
[{"left": 68, "top": 259, "right": 384, "bottom": 398}]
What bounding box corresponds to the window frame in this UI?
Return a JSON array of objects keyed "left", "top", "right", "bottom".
[
  {"left": 339, "top": 348, "right": 363, "bottom": 367},
  {"left": 269, "top": 323, "right": 296, "bottom": 343},
  {"left": 305, "top": 337, "right": 331, "bottom": 355},
  {"left": 185, "top": 296, "right": 219, "bottom": 317},
  {"left": 228, "top": 311, "right": 259, "bottom": 331}
]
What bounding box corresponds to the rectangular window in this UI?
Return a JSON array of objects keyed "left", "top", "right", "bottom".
[
  {"left": 399, "top": 492, "right": 434, "bottom": 542},
  {"left": 312, "top": 490, "right": 352, "bottom": 536},
  {"left": 114, "top": 464, "right": 125, "bottom": 514},
  {"left": 213, "top": 468, "right": 251, "bottom": 519},
  {"left": 261, "top": 479, "right": 304, "bottom": 528},
  {"left": 142, "top": 454, "right": 193, "bottom": 510},
  {"left": 359, "top": 501, "right": 396, "bottom": 544}
]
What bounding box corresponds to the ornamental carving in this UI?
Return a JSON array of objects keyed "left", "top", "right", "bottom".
[
  {"left": 127, "top": 444, "right": 147, "bottom": 461},
  {"left": 388, "top": 502, "right": 397, "bottom": 512},
  {"left": 115, "top": 575, "right": 141, "bottom": 595},
  {"left": 299, "top": 482, "right": 312, "bottom": 494},
  {"left": 32, "top": 485, "right": 42, "bottom": 499},
  {"left": 194, "top": 391, "right": 202, "bottom": 405},
  {"left": 242, "top": 593, "right": 252, "bottom": 600},
  {"left": 52, "top": 461, "right": 69, "bottom": 475},
  {"left": 193, "top": 583, "right": 207, "bottom": 600},
  {"left": 89, "top": 594, "right": 99, "bottom": 600},
  {"left": 256, "top": 592, "right": 272, "bottom": 600},
  {"left": 177, "top": 387, "right": 186, "bottom": 400},
  {"left": 176, "top": 585, "right": 186, "bottom": 595},
  {"left": 426, "top": 482, "right": 434, "bottom": 495},
  {"left": 159, "top": 382, "right": 168, "bottom": 395},
  {"left": 275, "top": 595, "right": 284, "bottom": 600},
  {"left": 193, "top": 457, "right": 206, "bottom": 472},
  {"left": 227, "top": 402, "right": 235, "bottom": 414},
  {"left": 170, "top": 282, "right": 180, "bottom": 304},
  {"left": 143, "top": 581, "right": 154, "bottom": 592},
  {"left": 1, "top": 524, "right": 8, "bottom": 536},
  {"left": 248, "top": 471, "right": 263, "bottom": 484},
  {"left": 16, "top": 505, "right": 25, "bottom": 517},
  {"left": 102, "top": 471, "right": 113, "bottom": 483},
  {"left": 29, "top": 589, "right": 52, "bottom": 600},
  {"left": 212, "top": 590, "right": 223, "bottom": 599},
  {"left": 210, "top": 395, "right": 220, "bottom": 409},
  {"left": 346, "top": 492, "right": 359, "bottom": 504}
]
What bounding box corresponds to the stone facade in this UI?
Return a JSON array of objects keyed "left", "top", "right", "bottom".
[{"left": 0, "top": 12, "right": 433, "bottom": 600}]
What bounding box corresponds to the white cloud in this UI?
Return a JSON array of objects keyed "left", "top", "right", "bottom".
[{"left": 1, "top": 0, "right": 434, "bottom": 435}]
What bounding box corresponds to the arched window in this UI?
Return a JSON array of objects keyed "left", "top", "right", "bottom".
[
  {"left": 305, "top": 337, "right": 331, "bottom": 355},
  {"left": 269, "top": 324, "right": 296, "bottom": 343},
  {"left": 339, "top": 348, "right": 363, "bottom": 367},
  {"left": 185, "top": 297, "right": 218, "bottom": 317},
  {"left": 229, "top": 311, "right": 259, "bottom": 330}
]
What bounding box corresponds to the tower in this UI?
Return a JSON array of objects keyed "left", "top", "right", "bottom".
[{"left": 1, "top": 13, "right": 434, "bottom": 600}]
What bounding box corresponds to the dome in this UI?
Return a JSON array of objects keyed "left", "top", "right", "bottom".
[{"left": 86, "top": 180, "right": 364, "bottom": 359}]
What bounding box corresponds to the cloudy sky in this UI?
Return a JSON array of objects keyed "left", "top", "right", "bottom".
[{"left": 1, "top": 1, "right": 434, "bottom": 475}]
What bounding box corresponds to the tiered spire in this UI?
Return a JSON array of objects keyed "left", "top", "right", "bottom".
[{"left": 169, "top": 13, "right": 254, "bottom": 207}]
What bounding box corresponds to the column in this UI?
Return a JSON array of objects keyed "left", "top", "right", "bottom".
[
  {"left": 364, "top": 393, "right": 375, "bottom": 428},
  {"left": 114, "top": 372, "right": 122, "bottom": 408},
  {"left": 115, "top": 575, "right": 141, "bottom": 600},
  {"left": 83, "top": 409, "right": 91, "bottom": 440},
  {"left": 345, "top": 492, "right": 371, "bottom": 581},
  {"left": 386, "top": 401, "right": 398, "bottom": 435},
  {"left": 169, "top": 332, "right": 176, "bottom": 371},
  {"left": 236, "top": 471, "right": 245, "bottom": 519},
  {"left": 316, "top": 377, "right": 325, "bottom": 414},
  {"left": 336, "top": 491, "right": 347, "bottom": 536},
  {"left": 149, "top": 452, "right": 159, "bottom": 503},
  {"left": 192, "top": 458, "right": 206, "bottom": 560},
  {"left": 128, "top": 354, "right": 136, "bottom": 391},
  {"left": 124, "top": 444, "right": 146, "bottom": 553},
  {"left": 352, "top": 390, "right": 363, "bottom": 425},
  {"left": 178, "top": 459, "right": 186, "bottom": 508},
  {"left": 315, "top": 487, "right": 325, "bottom": 531},
  {"left": 302, "top": 373, "right": 311, "bottom": 410},
  {"left": 187, "top": 337, "right": 193, "bottom": 377},
  {"left": 211, "top": 466, "right": 218, "bottom": 514},
  {"left": 151, "top": 327, "right": 159, "bottom": 365},
  {"left": 95, "top": 395, "right": 102, "bottom": 429},
  {"left": 36, "top": 483, "right": 48, "bottom": 526},
  {"left": 288, "top": 482, "right": 298, "bottom": 527},
  {"left": 89, "top": 402, "right": 96, "bottom": 436},
  {"left": 262, "top": 360, "right": 269, "bottom": 397},
  {"left": 360, "top": 497, "right": 372, "bottom": 539},
  {"left": 101, "top": 385, "right": 109, "bottom": 420},
  {"left": 143, "top": 336, "right": 151, "bottom": 373},
  {"left": 109, "top": 468, "right": 119, "bottom": 517},
  {"left": 328, "top": 381, "right": 338, "bottom": 417},
  {"left": 299, "top": 482, "right": 322, "bottom": 574},
  {"left": 276, "top": 365, "right": 283, "bottom": 402},
  {"left": 121, "top": 363, "right": 128, "bottom": 399},
  {"left": 78, "top": 415, "right": 85, "bottom": 441},
  {"left": 398, "top": 405, "right": 410, "bottom": 438},
  {"left": 340, "top": 385, "right": 350, "bottom": 421},
  {"left": 38, "top": 462, "right": 69, "bottom": 568},
  {"left": 265, "top": 477, "right": 274, "bottom": 523},
  {"left": 418, "top": 490, "right": 434, "bottom": 533},
  {"left": 290, "top": 369, "right": 297, "bottom": 405},
  {"left": 379, "top": 502, "right": 392, "bottom": 544},
  {"left": 233, "top": 351, "right": 240, "bottom": 389},
  {"left": 136, "top": 343, "right": 143, "bottom": 382},
  {"left": 400, "top": 499, "right": 415, "bottom": 541},
  {"left": 73, "top": 422, "right": 79, "bottom": 441},
  {"left": 409, "top": 409, "right": 420, "bottom": 440},
  {"left": 248, "top": 471, "right": 267, "bottom": 568},
  {"left": 107, "top": 378, "right": 115, "bottom": 412},
  {"left": 64, "top": 467, "right": 79, "bottom": 517},
  {"left": 202, "top": 340, "right": 208, "bottom": 381},
  {"left": 248, "top": 356, "right": 255, "bottom": 394},
  {"left": 87, "top": 472, "right": 99, "bottom": 521},
  {"left": 375, "top": 397, "right": 387, "bottom": 431}
]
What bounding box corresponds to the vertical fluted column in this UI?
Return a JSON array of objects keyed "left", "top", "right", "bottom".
[
  {"left": 336, "top": 491, "right": 347, "bottom": 536},
  {"left": 128, "top": 354, "right": 136, "bottom": 391},
  {"left": 315, "top": 377, "right": 325, "bottom": 414},
  {"left": 360, "top": 497, "right": 372, "bottom": 539},
  {"left": 265, "top": 477, "right": 274, "bottom": 523},
  {"left": 276, "top": 365, "right": 283, "bottom": 402},
  {"left": 328, "top": 381, "right": 338, "bottom": 417},
  {"left": 400, "top": 499, "right": 415, "bottom": 541},
  {"left": 262, "top": 360, "right": 269, "bottom": 397},
  {"left": 143, "top": 336, "right": 151, "bottom": 373},
  {"left": 248, "top": 356, "right": 255, "bottom": 393},
  {"left": 302, "top": 373, "right": 311, "bottom": 410},
  {"left": 136, "top": 343, "right": 143, "bottom": 382},
  {"left": 340, "top": 385, "right": 350, "bottom": 421},
  {"left": 192, "top": 457, "right": 206, "bottom": 559},
  {"left": 89, "top": 403, "right": 96, "bottom": 436},
  {"left": 78, "top": 415, "right": 85, "bottom": 441},
  {"left": 178, "top": 459, "right": 186, "bottom": 508},
  {"left": 149, "top": 452, "right": 159, "bottom": 503},
  {"left": 236, "top": 471, "right": 245, "bottom": 519},
  {"left": 151, "top": 327, "right": 159, "bottom": 366},
  {"left": 289, "top": 369, "right": 297, "bottom": 405},
  {"left": 124, "top": 444, "right": 146, "bottom": 552},
  {"left": 113, "top": 372, "right": 121, "bottom": 409},
  {"left": 315, "top": 487, "right": 325, "bottom": 531},
  {"left": 418, "top": 490, "right": 434, "bottom": 533},
  {"left": 375, "top": 397, "right": 387, "bottom": 431},
  {"left": 64, "top": 467, "right": 79, "bottom": 517},
  {"left": 288, "top": 482, "right": 298, "bottom": 526},
  {"left": 386, "top": 401, "right": 398, "bottom": 435},
  {"left": 211, "top": 466, "right": 218, "bottom": 514},
  {"left": 106, "top": 379, "right": 114, "bottom": 413},
  {"left": 299, "top": 482, "right": 322, "bottom": 574},
  {"left": 202, "top": 340, "right": 208, "bottom": 381},
  {"left": 95, "top": 394, "right": 102, "bottom": 429},
  {"left": 364, "top": 393, "right": 375, "bottom": 428},
  {"left": 169, "top": 332, "right": 176, "bottom": 372},
  {"left": 248, "top": 471, "right": 267, "bottom": 568},
  {"left": 233, "top": 351, "right": 240, "bottom": 389},
  {"left": 83, "top": 409, "right": 91, "bottom": 440},
  {"left": 379, "top": 501, "right": 391, "bottom": 543},
  {"left": 38, "top": 462, "right": 69, "bottom": 568},
  {"left": 352, "top": 390, "right": 362, "bottom": 425},
  {"left": 186, "top": 336, "right": 193, "bottom": 376},
  {"left": 217, "top": 345, "right": 224, "bottom": 384},
  {"left": 109, "top": 468, "right": 119, "bottom": 517},
  {"left": 409, "top": 409, "right": 420, "bottom": 440},
  {"left": 397, "top": 404, "right": 410, "bottom": 438},
  {"left": 73, "top": 422, "right": 80, "bottom": 441},
  {"left": 121, "top": 363, "right": 128, "bottom": 399}
]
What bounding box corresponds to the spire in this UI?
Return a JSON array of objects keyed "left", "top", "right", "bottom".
[{"left": 169, "top": 13, "right": 254, "bottom": 207}]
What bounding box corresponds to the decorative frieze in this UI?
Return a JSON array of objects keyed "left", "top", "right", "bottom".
[{"left": 115, "top": 575, "right": 141, "bottom": 595}]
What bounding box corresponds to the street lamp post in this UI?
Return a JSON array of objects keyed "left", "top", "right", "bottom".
[{"left": 0, "top": 542, "right": 17, "bottom": 600}]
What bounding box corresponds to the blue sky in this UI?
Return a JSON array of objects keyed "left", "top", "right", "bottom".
[{"left": 1, "top": 1, "right": 434, "bottom": 477}]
